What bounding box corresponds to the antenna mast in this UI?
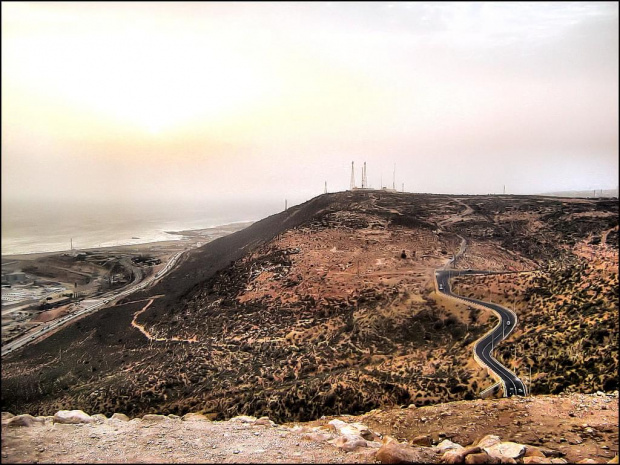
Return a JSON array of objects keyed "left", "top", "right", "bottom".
[
  {"left": 393, "top": 163, "right": 396, "bottom": 190},
  {"left": 350, "top": 161, "right": 356, "bottom": 189},
  {"left": 324, "top": 181, "right": 327, "bottom": 194}
]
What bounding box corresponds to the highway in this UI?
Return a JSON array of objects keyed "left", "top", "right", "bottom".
[
  {"left": 435, "top": 269, "right": 528, "bottom": 397},
  {"left": 1, "top": 250, "right": 185, "bottom": 357}
]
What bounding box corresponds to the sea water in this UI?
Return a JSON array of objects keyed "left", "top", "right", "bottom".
[{"left": 1, "top": 198, "right": 279, "bottom": 256}]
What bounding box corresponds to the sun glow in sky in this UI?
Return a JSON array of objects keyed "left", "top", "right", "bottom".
[{"left": 2, "top": 2, "right": 618, "bottom": 206}]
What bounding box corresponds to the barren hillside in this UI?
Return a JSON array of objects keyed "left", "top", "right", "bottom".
[{"left": 2, "top": 191, "right": 617, "bottom": 424}]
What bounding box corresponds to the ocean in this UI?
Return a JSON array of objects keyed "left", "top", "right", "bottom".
[{"left": 1, "top": 199, "right": 280, "bottom": 256}]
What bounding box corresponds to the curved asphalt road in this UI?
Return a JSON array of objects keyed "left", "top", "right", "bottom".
[
  {"left": 435, "top": 269, "right": 527, "bottom": 397},
  {"left": 1, "top": 250, "right": 185, "bottom": 357}
]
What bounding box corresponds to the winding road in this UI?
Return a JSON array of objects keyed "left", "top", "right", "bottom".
[
  {"left": 435, "top": 269, "right": 528, "bottom": 397},
  {"left": 1, "top": 250, "right": 186, "bottom": 357},
  {"left": 434, "top": 199, "right": 528, "bottom": 397}
]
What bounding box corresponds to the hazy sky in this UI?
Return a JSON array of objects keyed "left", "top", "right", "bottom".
[{"left": 2, "top": 2, "right": 618, "bottom": 207}]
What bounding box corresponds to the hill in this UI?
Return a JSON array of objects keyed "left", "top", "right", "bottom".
[{"left": 1, "top": 191, "right": 618, "bottom": 423}]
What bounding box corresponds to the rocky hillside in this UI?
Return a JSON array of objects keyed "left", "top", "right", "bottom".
[
  {"left": 2, "top": 392, "right": 618, "bottom": 463},
  {"left": 2, "top": 191, "right": 617, "bottom": 423}
]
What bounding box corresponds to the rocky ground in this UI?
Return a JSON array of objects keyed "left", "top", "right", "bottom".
[{"left": 2, "top": 392, "right": 618, "bottom": 464}]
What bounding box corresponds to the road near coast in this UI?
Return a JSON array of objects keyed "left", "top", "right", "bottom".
[{"left": 1, "top": 251, "right": 185, "bottom": 357}]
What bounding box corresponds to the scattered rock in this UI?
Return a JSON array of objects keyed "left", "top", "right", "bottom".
[
  {"left": 436, "top": 439, "right": 464, "bottom": 453},
  {"left": 464, "top": 452, "right": 501, "bottom": 464},
  {"left": 230, "top": 415, "right": 257, "bottom": 423},
  {"left": 110, "top": 413, "right": 130, "bottom": 422},
  {"left": 523, "top": 457, "right": 554, "bottom": 464},
  {"left": 411, "top": 434, "right": 433, "bottom": 447},
  {"left": 483, "top": 442, "right": 526, "bottom": 461},
  {"left": 142, "top": 414, "right": 169, "bottom": 422},
  {"left": 523, "top": 446, "right": 546, "bottom": 458},
  {"left": 254, "top": 416, "right": 275, "bottom": 427},
  {"left": 92, "top": 414, "right": 107, "bottom": 423},
  {"left": 181, "top": 413, "right": 210, "bottom": 422},
  {"left": 608, "top": 456, "right": 619, "bottom": 464},
  {"left": 7, "top": 414, "right": 45, "bottom": 427},
  {"left": 332, "top": 435, "right": 368, "bottom": 452},
  {"left": 443, "top": 446, "right": 482, "bottom": 464},
  {"left": 376, "top": 440, "right": 433, "bottom": 464},
  {"left": 576, "top": 459, "right": 599, "bottom": 464},
  {"left": 1, "top": 412, "right": 15, "bottom": 423},
  {"left": 53, "top": 410, "right": 95, "bottom": 424},
  {"left": 474, "top": 435, "right": 501, "bottom": 449},
  {"left": 536, "top": 447, "right": 564, "bottom": 458},
  {"left": 301, "top": 432, "right": 333, "bottom": 442},
  {"left": 168, "top": 414, "right": 181, "bottom": 420}
]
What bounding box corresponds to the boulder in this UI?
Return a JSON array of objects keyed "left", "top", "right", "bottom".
[
  {"left": 181, "top": 413, "right": 210, "bottom": 422},
  {"left": 411, "top": 434, "right": 433, "bottom": 447},
  {"left": 168, "top": 414, "right": 181, "bottom": 420},
  {"left": 332, "top": 435, "right": 368, "bottom": 452},
  {"left": 142, "top": 414, "right": 169, "bottom": 422},
  {"left": 464, "top": 453, "right": 501, "bottom": 464},
  {"left": 376, "top": 441, "right": 432, "bottom": 464},
  {"left": 576, "top": 460, "right": 599, "bottom": 464},
  {"left": 436, "top": 439, "right": 464, "bottom": 453},
  {"left": 549, "top": 459, "right": 567, "bottom": 464},
  {"left": 110, "top": 413, "right": 130, "bottom": 422},
  {"left": 443, "top": 446, "right": 483, "bottom": 464},
  {"left": 92, "top": 414, "right": 107, "bottom": 423},
  {"left": 483, "top": 442, "right": 526, "bottom": 461},
  {"left": 608, "top": 456, "right": 619, "bottom": 464},
  {"left": 53, "top": 410, "right": 94, "bottom": 424},
  {"left": 1, "top": 412, "right": 14, "bottom": 422},
  {"left": 7, "top": 414, "right": 45, "bottom": 427},
  {"left": 328, "top": 419, "right": 373, "bottom": 439},
  {"left": 475, "top": 435, "right": 501, "bottom": 449}
]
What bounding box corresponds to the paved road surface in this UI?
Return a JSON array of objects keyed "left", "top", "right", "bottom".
[
  {"left": 435, "top": 269, "right": 528, "bottom": 397},
  {"left": 1, "top": 251, "right": 185, "bottom": 357}
]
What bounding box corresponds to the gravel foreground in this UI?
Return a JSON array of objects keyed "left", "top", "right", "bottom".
[{"left": 2, "top": 392, "right": 618, "bottom": 464}]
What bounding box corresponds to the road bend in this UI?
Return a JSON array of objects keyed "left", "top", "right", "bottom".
[
  {"left": 1, "top": 250, "right": 186, "bottom": 357},
  {"left": 435, "top": 269, "right": 528, "bottom": 397}
]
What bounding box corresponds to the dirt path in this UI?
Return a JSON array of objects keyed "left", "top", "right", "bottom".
[
  {"left": 131, "top": 299, "right": 198, "bottom": 343},
  {"left": 601, "top": 226, "right": 618, "bottom": 248}
]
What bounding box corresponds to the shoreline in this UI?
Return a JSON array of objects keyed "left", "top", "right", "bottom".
[{"left": 1, "top": 221, "right": 255, "bottom": 261}]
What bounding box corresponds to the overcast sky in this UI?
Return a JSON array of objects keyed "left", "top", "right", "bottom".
[{"left": 2, "top": 2, "right": 618, "bottom": 207}]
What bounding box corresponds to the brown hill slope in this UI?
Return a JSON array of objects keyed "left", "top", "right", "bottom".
[{"left": 2, "top": 192, "right": 618, "bottom": 423}]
